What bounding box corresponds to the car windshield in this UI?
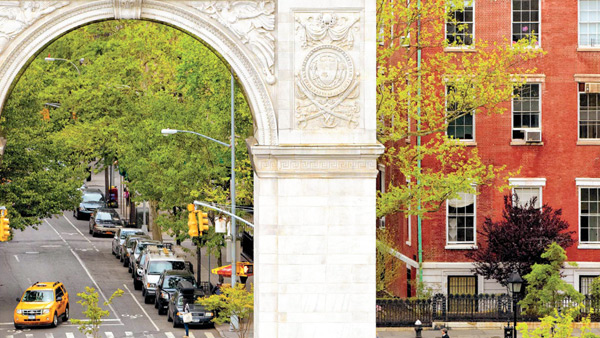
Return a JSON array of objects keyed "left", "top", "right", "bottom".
[
  {"left": 96, "top": 212, "right": 120, "bottom": 221},
  {"left": 121, "top": 231, "right": 143, "bottom": 239},
  {"left": 148, "top": 261, "right": 185, "bottom": 275},
  {"left": 163, "top": 275, "right": 195, "bottom": 289},
  {"left": 82, "top": 192, "right": 103, "bottom": 202},
  {"left": 22, "top": 290, "right": 53, "bottom": 302},
  {"left": 135, "top": 243, "right": 152, "bottom": 254}
]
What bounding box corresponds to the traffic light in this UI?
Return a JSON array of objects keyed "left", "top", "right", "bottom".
[
  {"left": 187, "top": 204, "right": 199, "bottom": 238},
  {"left": 0, "top": 208, "right": 10, "bottom": 242},
  {"left": 198, "top": 211, "right": 209, "bottom": 236}
]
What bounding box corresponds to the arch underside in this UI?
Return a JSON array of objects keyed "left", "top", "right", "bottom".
[{"left": 0, "top": 0, "right": 277, "bottom": 146}]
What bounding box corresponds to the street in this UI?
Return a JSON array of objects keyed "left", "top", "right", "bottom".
[{"left": 0, "top": 212, "right": 220, "bottom": 338}]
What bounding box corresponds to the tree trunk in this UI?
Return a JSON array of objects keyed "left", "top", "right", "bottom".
[{"left": 149, "top": 200, "right": 162, "bottom": 241}]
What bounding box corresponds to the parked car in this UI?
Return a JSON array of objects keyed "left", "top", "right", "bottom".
[
  {"left": 140, "top": 249, "right": 187, "bottom": 304},
  {"left": 73, "top": 189, "right": 105, "bottom": 220},
  {"left": 155, "top": 270, "right": 196, "bottom": 315},
  {"left": 14, "top": 282, "right": 69, "bottom": 329},
  {"left": 112, "top": 228, "right": 146, "bottom": 258},
  {"left": 130, "top": 239, "right": 164, "bottom": 276},
  {"left": 89, "top": 208, "right": 123, "bottom": 237},
  {"left": 121, "top": 235, "right": 150, "bottom": 268},
  {"left": 167, "top": 281, "right": 214, "bottom": 328}
]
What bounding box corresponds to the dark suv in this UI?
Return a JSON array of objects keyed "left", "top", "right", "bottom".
[
  {"left": 73, "top": 189, "right": 105, "bottom": 220},
  {"left": 155, "top": 270, "right": 196, "bottom": 315},
  {"left": 167, "top": 281, "right": 214, "bottom": 328}
]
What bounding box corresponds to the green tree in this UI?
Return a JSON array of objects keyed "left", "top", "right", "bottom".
[
  {"left": 70, "top": 287, "right": 124, "bottom": 338},
  {"left": 518, "top": 306, "right": 599, "bottom": 338},
  {"left": 198, "top": 284, "right": 254, "bottom": 338},
  {"left": 520, "top": 243, "right": 583, "bottom": 316}
]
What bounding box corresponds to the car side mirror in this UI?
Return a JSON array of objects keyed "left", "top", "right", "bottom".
[
  {"left": 16, "top": 297, "right": 20, "bottom": 302},
  {"left": 56, "top": 296, "right": 62, "bottom": 301}
]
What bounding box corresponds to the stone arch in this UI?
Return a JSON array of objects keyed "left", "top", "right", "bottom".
[{"left": 0, "top": 0, "right": 277, "bottom": 146}]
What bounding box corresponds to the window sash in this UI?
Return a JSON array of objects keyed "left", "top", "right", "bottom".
[
  {"left": 513, "top": 187, "right": 541, "bottom": 208},
  {"left": 579, "top": 87, "right": 600, "bottom": 139},
  {"left": 579, "top": 0, "right": 600, "bottom": 47},
  {"left": 446, "top": 4, "right": 474, "bottom": 46},
  {"left": 512, "top": 0, "right": 540, "bottom": 43},
  {"left": 447, "top": 193, "right": 476, "bottom": 244},
  {"left": 513, "top": 84, "right": 541, "bottom": 140},
  {"left": 580, "top": 187, "right": 600, "bottom": 243},
  {"left": 446, "top": 85, "right": 475, "bottom": 140}
]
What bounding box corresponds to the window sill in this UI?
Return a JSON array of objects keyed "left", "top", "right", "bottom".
[
  {"left": 510, "top": 140, "right": 544, "bottom": 146},
  {"left": 577, "top": 140, "right": 600, "bottom": 146},
  {"left": 445, "top": 244, "right": 478, "bottom": 250},
  {"left": 577, "top": 47, "right": 600, "bottom": 52},
  {"left": 459, "top": 140, "right": 477, "bottom": 147},
  {"left": 444, "top": 47, "right": 476, "bottom": 53},
  {"left": 578, "top": 244, "right": 600, "bottom": 249},
  {"left": 406, "top": 241, "right": 412, "bottom": 246}
]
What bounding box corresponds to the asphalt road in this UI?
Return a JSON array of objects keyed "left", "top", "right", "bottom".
[{"left": 0, "top": 212, "right": 220, "bottom": 338}]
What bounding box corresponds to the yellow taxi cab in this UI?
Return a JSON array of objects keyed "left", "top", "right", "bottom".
[{"left": 14, "top": 282, "right": 69, "bottom": 329}]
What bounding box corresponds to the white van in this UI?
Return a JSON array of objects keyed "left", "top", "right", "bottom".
[{"left": 141, "top": 247, "right": 186, "bottom": 304}]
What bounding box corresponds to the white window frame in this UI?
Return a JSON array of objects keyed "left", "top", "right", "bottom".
[
  {"left": 578, "top": 0, "right": 600, "bottom": 48},
  {"left": 446, "top": 192, "right": 477, "bottom": 248},
  {"left": 576, "top": 178, "right": 600, "bottom": 248},
  {"left": 511, "top": 83, "right": 542, "bottom": 141},
  {"left": 445, "top": 0, "right": 476, "bottom": 48},
  {"left": 511, "top": 0, "right": 542, "bottom": 47},
  {"left": 445, "top": 85, "right": 476, "bottom": 142},
  {"left": 509, "top": 178, "right": 545, "bottom": 208},
  {"left": 406, "top": 178, "right": 412, "bottom": 246},
  {"left": 577, "top": 83, "right": 600, "bottom": 141}
]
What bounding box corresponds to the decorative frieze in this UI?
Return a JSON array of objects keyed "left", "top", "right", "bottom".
[
  {"left": 0, "top": 1, "right": 69, "bottom": 53},
  {"left": 294, "top": 11, "right": 361, "bottom": 129},
  {"left": 189, "top": 1, "right": 276, "bottom": 84}
]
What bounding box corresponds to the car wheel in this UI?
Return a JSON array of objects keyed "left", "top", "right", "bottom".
[
  {"left": 88, "top": 226, "right": 92, "bottom": 234},
  {"left": 63, "top": 304, "right": 69, "bottom": 322},
  {"left": 167, "top": 311, "right": 173, "bottom": 322},
  {"left": 50, "top": 312, "right": 58, "bottom": 328},
  {"left": 92, "top": 231, "right": 98, "bottom": 237},
  {"left": 76, "top": 211, "right": 82, "bottom": 220},
  {"left": 13, "top": 323, "right": 22, "bottom": 330},
  {"left": 158, "top": 307, "right": 166, "bottom": 315},
  {"left": 154, "top": 298, "right": 159, "bottom": 309},
  {"left": 119, "top": 253, "right": 124, "bottom": 262},
  {"left": 142, "top": 288, "right": 146, "bottom": 297},
  {"left": 134, "top": 279, "right": 142, "bottom": 291},
  {"left": 144, "top": 295, "right": 152, "bottom": 304},
  {"left": 123, "top": 259, "right": 128, "bottom": 267},
  {"left": 173, "top": 317, "right": 180, "bottom": 328}
]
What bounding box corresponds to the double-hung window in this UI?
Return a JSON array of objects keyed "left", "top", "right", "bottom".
[
  {"left": 512, "top": 0, "right": 540, "bottom": 44},
  {"left": 513, "top": 84, "right": 541, "bottom": 140},
  {"left": 447, "top": 192, "right": 476, "bottom": 245},
  {"left": 579, "top": 83, "right": 600, "bottom": 140},
  {"left": 579, "top": 0, "right": 600, "bottom": 47},
  {"left": 580, "top": 276, "right": 599, "bottom": 294},
  {"left": 509, "top": 178, "right": 545, "bottom": 209},
  {"left": 580, "top": 186, "right": 600, "bottom": 243},
  {"left": 446, "top": 0, "right": 474, "bottom": 46},
  {"left": 446, "top": 85, "right": 474, "bottom": 141}
]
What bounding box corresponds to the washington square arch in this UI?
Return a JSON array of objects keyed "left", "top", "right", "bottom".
[{"left": 0, "top": 1, "right": 382, "bottom": 337}]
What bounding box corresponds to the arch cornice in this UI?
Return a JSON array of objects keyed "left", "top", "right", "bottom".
[{"left": 0, "top": 0, "right": 278, "bottom": 146}]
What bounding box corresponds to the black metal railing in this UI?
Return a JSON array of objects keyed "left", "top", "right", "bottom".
[{"left": 376, "top": 294, "right": 600, "bottom": 327}]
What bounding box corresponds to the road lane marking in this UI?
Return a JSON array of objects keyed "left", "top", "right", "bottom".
[
  {"left": 189, "top": 333, "right": 195, "bottom": 338},
  {"left": 206, "top": 333, "right": 216, "bottom": 338},
  {"left": 6, "top": 335, "right": 14, "bottom": 338},
  {"left": 66, "top": 333, "right": 75, "bottom": 338},
  {"left": 25, "top": 252, "right": 39, "bottom": 254},
  {"left": 125, "top": 332, "right": 133, "bottom": 336},
  {"left": 63, "top": 215, "right": 99, "bottom": 252},
  {"left": 44, "top": 219, "right": 122, "bottom": 324},
  {"left": 25, "top": 334, "right": 33, "bottom": 338},
  {"left": 122, "top": 284, "right": 160, "bottom": 332},
  {"left": 105, "top": 332, "right": 115, "bottom": 338},
  {"left": 45, "top": 333, "right": 54, "bottom": 338},
  {"left": 13, "top": 255, "right": 19, "bottom": 262},
  {"left": 165, "top": 333, "right": 176, "bottom": 338}
]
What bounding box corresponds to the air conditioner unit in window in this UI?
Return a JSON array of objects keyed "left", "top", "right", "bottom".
[
  {"left": 525, "top": 129, "right": 542, "bottom": 142},
  {"left": 585, "top": 83, "right": 600, "bottom": 93}
]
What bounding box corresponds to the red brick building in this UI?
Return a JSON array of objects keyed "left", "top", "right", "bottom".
[{"left": 381, "top": 0, "right": 600, "bottom": 298}]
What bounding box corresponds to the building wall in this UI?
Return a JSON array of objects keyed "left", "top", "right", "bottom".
[{"left": 386, "top": 0, "right": 600, "bottom": 294}]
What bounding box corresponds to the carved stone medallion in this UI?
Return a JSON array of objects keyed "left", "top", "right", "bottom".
[{"left": 300, "top": 45, "right": 354, "bottom": 98}]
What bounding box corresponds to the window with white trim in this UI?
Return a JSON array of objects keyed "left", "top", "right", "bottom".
[
  {"left": 512, "top": 0, "right": 540, "bottom": 44},
  {"left": 580, "top": 187, "right": 600, "bottom": 243},
  {"left": 513, "top": 84, "right": 541, "bottom": 140},
  {"left": 447, "top": 192, "right": 476, "bottom": 244},
  {"left": 446, "top": 85, "right": 474, "bottom": 141},
  {"left": 579, "top": 0, "right": 600, "bottom": 47},
  {"left": 579, "top": 83, "right": 600, "bottom": 139},
  {"left": 446, "top": 0, "right": 474, "bottom": 46},
  {"left": 513, "top": 187, "right": 542, "bottom": 208},
  {"left": 580, "top": 275, "right": 599, "bottom": 294}
]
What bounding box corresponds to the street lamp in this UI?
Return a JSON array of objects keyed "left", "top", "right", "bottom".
[
  {"left": 44, "top": 57, "right": 84, "bottom": 75},
  {"left": 507, "top": 270, "right": 524, "bottom": 338}
]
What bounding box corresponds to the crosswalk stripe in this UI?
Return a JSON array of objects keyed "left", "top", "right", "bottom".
[
  {"left": 145, "top": 334, "right": 154, "bottom": 338},
  {"left": 206, "top": 332, "right": 216, "bottom": 338},
  {"left": 66, "top": 333, "right": 75, "bottom": 338},
  {"left": 6, "top": 335, "right": 14, "bottom": 338},
  {"left": 45, "top": 334, "right": 54, "bottom": 338},
  {"left": 86, "top": 334, "right": 94, "bottom": 338},
  {"left": 125, "top": 332, "right": 133, "bottom": 337},
  {"left": 189, "top": 333, "right": 196, "bottom": 338},
  {"left": 165, "top": 332, "right": 176, "bottom": 338},
  {"left": 105, "top": 332, "right": 115, "bottom": 338},
  {"left": 25, "top": 334, "right": 33, "bottom": 338}
]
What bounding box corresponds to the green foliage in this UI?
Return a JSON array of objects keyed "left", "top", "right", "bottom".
[
  {"left": 70, "top": 287, "right": 123, "bottom": 338},
  {"left": 198, "top": 284, "right": 254, "bottom": 338},
  {"left": 376, "top": 0, "right": 544, "bottom": 219},
  {"left": 520, "top": 243, "right": 583, "bottom": 316},
  {"left": 517, "top": 306, "right": 599, "bottom": 338}
]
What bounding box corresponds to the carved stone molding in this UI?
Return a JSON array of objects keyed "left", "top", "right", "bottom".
[
  {"left": 0, "top": 1, "right": 69, "bottom": 54},
  {"left": 113, "top": 0, "right": 143, "bottom": 19},
  {"left": 294, "top": 11, "right": 361, "bottom": 129},
  {"left": 248, "top": 139, "right": 384, "bottom": 178},
  {"left": 188, "top": 1, "right": 276, "bottom": 85}
]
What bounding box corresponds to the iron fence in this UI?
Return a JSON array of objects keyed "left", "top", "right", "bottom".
[{"left": 376, "top": 294, "right": 600, "bottom": 327}]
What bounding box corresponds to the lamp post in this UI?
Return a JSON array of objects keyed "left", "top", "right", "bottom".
[
  {"left": 507, "top": 270, "right": 524, "bottom": 338},
  {"left": 44, "top": 57, "right": 84, "bottom": 75}
]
